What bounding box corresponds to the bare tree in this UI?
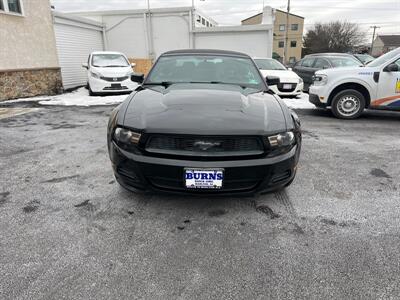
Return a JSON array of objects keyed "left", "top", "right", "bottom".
[{"left": 303, "top": 21, "right": 366, "bottom": 54}]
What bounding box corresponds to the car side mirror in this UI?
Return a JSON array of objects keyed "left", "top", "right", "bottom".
[
  {"left": 131, "top": 63, "right": 136, "bottom": 68},
  {"left": 82, "top": 63, "right": 88, "bottom": 69},
  {"left": 131, "top": 73, "right": 144, "bottom": 83},
  {"left": 384, "top": 63, "right": 399, "bottom": 72},
  {"left": 266, "top": 76, "right": 280, "bottom": 86}
]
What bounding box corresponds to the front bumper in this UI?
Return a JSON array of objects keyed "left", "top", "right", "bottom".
[
  {"left": 89, "top": 77, "right": 138, "bottom": 93},
  {"left": 270, "top": 82, "right": 303, "bottom": 97},
  {"left": 109, "top": 141, "right": 300, "bottom": 195},
  {"left": 309, "top": 85, "right": 329, "bottom": 107}
]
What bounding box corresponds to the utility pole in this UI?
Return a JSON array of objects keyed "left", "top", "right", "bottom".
[
  {"left": 283, "top": 0, "right": 291, "bottom": 64},
  {"left": 370, "top": 26, "right": 380, "bottom": 55}
]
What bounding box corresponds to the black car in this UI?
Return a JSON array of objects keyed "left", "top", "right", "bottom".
[
  {"left": 293, "top": 53, "right": 363, "bottom": 91},
  {"left": 107, "top": 49, "right": 302, "bottom": 195}
]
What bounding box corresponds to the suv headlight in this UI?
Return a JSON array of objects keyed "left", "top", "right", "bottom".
[
  {"left": 312, "top": 74, "right": 328, "bottom": 86},
  {"left": 266, "top": 131, "right": 296, "bottom": 156},
  {"left": 114, "top": 127, "right": 141, "bottom": 145}
]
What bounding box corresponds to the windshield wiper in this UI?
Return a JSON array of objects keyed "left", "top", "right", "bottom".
[
  {"left": 189, "top": 81, "right": 248, "bottom": 89},
  {"left": 143, "top": 81, "right": 175, "bottom": 88},
  {"left": 104, "top": 65, "right": 129, "bottom": 67}
]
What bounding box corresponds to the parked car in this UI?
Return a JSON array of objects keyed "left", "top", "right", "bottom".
[
  {"left": 309, "top": 47, "right": 400, "bottom": 119},
  {"left": 253, "top": 58, "right": 303, "bottom": 97},
  {"left": 82, "top": 51, "right": 137, "bottom": 96},
  {"left": 107, "top": 49, "right": 302, "bottom": 195},
  {"left": 293, "top": 54, "right": 363, "bottom": 92}
]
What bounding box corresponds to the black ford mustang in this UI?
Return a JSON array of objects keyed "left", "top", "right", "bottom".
[{"left": 107, "top": 49, "right": 301, "bottom": 195}]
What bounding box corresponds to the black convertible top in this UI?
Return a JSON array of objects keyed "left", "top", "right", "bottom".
[{"left": 162, "top": 49, "right": 250, "bottom": 58}]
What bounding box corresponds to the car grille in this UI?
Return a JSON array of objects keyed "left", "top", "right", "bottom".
[
  {"left": 277, "top": 83, "right": 296, "bottom": 92},
  {"left": 101, "top": 76, "right": 129, "bottom": 82},
  {"left": 145, "top": 135, "right": 264, "bottom": 157}
]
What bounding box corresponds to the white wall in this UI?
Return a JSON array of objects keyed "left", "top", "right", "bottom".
[
  {"left": 194, "top": 26, "right": 273, "bottom": 58},
  {"left": 71, "top": 7, "right": 273, "bottom": 60}
]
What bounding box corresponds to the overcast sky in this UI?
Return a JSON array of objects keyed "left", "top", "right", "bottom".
[{"left": 51, "top": 0, "right": 400, "bottom": 39}]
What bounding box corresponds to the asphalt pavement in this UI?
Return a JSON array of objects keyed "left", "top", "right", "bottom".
[{"left": 1, "top": 103, "right": 400, "bottom": 299}]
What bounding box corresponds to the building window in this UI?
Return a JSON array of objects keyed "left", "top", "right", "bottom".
[
  {"left": 289, "top": 57, "right": 296, "bottom": 63},
  {"left": 7, "top": 0, "right": 21, "bottom": 13},
  {"left": 291, "top": 24, "right": 299, "bottom": 31},
  {"left": 202, "top": 18, "right": 205, "bottom": 25},
  {"left": 0, "top": 0, "right": 23, "bottom": 15},
  {"left": 290, "top": 41, "right": 297, "bottom": 48},
  {"left": 278, "top": 41, "right": 284, "bottom": 48},
  {"left": 206, "top": 21, "right": 209, "bottom": 27},
  {"left": 279, "top": 24, "right": 285, "bottom": 31}
]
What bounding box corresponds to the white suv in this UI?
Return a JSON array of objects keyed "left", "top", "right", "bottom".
[
  {"left": 309, "top": 48, "right": 400, "bottom": 119},
  {"left": 82, "top": 51, "right": 138, "bottom": 96}
]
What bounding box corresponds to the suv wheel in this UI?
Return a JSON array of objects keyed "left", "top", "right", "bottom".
[{"left": 331, "top": 89, "right": 365, "bottom": 119}]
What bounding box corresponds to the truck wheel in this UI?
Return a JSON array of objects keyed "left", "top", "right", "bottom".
[{"left": 331, "top": 89, "right": 365, "bottom": 119}]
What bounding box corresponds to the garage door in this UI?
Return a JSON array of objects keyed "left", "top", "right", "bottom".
[{"left": 53, "top": 13, "right": 104, "bottom": 90}]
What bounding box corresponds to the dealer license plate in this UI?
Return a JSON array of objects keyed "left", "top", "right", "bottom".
[
  {"left": 185, "top": 169, "right": 224, "bottom": 189},
  {"left": 283, "top": 84, "right": 292, "bottom": 90}
]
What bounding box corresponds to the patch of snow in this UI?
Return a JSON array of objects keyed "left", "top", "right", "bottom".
[
  {"left": 4, "top": 87, "right": 130, "bottom": 107},
  {"left": 280, "top": 93, "right": 316, "bottom": 109}
]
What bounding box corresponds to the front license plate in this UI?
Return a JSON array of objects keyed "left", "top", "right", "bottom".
[
  {"left": 185, "top": 169, "right": 223, "bottom": 189},
  {"left": 111, "top": 83, "right": 122, "bottom": 88},
  {"left": 283, "top": 84, "right": 292, "bottom": 89}
]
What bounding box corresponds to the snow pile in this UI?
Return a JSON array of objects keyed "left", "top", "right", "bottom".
[
  {"left": 280, "top": 93, "right": 316, "bottom": 109},
  {"left": 5, "top": 87, "right": 129, "bottom": 107}
]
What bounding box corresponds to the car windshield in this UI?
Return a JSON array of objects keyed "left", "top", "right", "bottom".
[
  {"left": 329, "top": 57, "right": 363, "bottom": 68},
  {"left": 254, "top": 59, "right": 287, "bottom": 70},
  {"left": 354, "top": 54, "right": 374, "bottom": 64},
  {"left": 92, "top": 54, "right": 129, "bottom": 67},
  {"left": 368, "top": 48, "right": 400, "bottom": 67},
  {"left": 145, "top": 55, "right": 265, "bottom": 90}
]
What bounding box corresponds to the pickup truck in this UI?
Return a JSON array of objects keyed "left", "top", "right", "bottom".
[{"left": 309, "top": 48, "right": 400, "bottom": 119}]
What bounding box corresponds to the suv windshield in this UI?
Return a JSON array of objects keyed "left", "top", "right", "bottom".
[
  {"left": 329, "top": 57, "right": 363, "bottom": 67},
  {"left": 92, "top": 54, "right": 129, "bottom": 67},
  {"left": 254, "top": 59, "right": 286, "bottom": 70},
  {"left": 146, "top": 55, "right": 265, "bottom": 90},
  {"left": 368, "top": 48, "right": 400, "bottom": 67}
]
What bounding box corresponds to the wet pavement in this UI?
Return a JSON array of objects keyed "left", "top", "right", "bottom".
[{"left": 1, "top": 102, "right": 400, "bottom": 299}]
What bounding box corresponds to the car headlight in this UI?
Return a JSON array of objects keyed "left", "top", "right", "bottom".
[
  {"left": 114, "top": 127, "right": 141, "bottom": 145},
  {"left": 266, "top": 131, "right": 296, "bottom": 156},
  {"left": 298, "top": 77, "right": 303, "bottom": 84},
  {"left": 125, "top": 70, "right": 134, "bottom": 77},
  {"left": 90, "top": 71, "right": 101, "bottom": 79},
  {"left": 312, "top": 74, "right": 328, "bottom": 86}
]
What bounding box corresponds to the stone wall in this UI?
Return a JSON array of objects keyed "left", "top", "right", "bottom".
[{"left": 0, "top": 68, "right": 63, "bottom": 101}]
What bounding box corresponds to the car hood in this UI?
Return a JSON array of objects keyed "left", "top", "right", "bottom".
[
  {"left": 122, "top": 84, "right": 287, "bottom": 135},
  {"left": 315, "top": 66, "right": 371, "bottom": 76},
  {"left": 260, "top": 69, "right": 300, "bottom": 83},
  {"left": 91, "top": 66, "right": 132, "bottom": 77}
]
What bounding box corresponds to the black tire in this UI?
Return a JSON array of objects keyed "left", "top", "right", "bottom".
[{"left": 331, "top": 89, "right": 366, "bottom": 119}]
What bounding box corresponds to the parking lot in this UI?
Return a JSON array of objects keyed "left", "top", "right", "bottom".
[{"left": 1, "top": 102, "right": 400, "bottom": 299}]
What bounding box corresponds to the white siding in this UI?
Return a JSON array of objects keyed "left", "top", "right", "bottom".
[{"left": 54, "top": 18, "right": 104, "bottom": 89}]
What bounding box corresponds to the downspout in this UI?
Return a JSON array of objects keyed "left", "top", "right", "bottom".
[
  {"left": 102, "top": 25, "right": 108, "bottom": 50},
  {"left": 189, "top": 8, "right": 195, "bottom": 49},
  {"left": 143, "top": 13, "right": 150, "bottom": 59},
  {"left": 147, "top": 10, "right": 155, "bottom": 60}
]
